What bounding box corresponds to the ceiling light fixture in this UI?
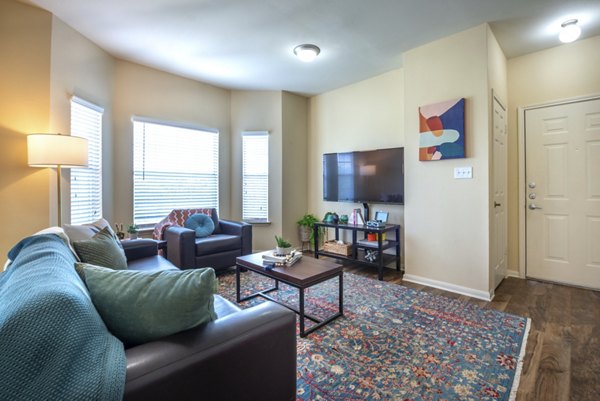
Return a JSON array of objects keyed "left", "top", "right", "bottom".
[
  {"left": 559, "top": 19, "right": 581, "bottom": 43},
  {"left": 293, "top": 44, "right": 320, "bottom": 62}
]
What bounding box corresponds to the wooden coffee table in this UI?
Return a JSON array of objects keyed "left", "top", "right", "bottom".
[{"left": 236, "top": 251, "right": 344, "bottom": 337}]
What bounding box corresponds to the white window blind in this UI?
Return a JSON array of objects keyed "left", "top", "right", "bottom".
[
  {"left": 133, "top": 119, "right": 219, "bottom": 226},
  {"left": 242, "top": 131, "right": 269, "bottom": 222},
  {"left": 70, "top": 97, "right": 103, "bottom": 225}
]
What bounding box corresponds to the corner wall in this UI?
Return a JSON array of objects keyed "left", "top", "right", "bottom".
[
  {"left": 230, "top": 91, "right": 283, "bottom": 251},
  {"left": 403, "top": 24, "right": 491, "bottom": 299},
  {"left": 0, "top": 1, "right": 52, "bottom": 259},
  {"left": 282, "top": 92, "right": 309, "bottom": 244},
  {"left": 49, "top": 16, "right": 115, "bottom": 224}
]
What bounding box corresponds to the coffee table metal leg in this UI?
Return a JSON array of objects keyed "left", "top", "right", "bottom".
[
  {"left": 236, "top": 264, "right": 241, "bottom": 303},
  {"left": 339, "top": 272, "right": 344, "bottom": 315},
  {"left": 299, "top": 288, "right": 306, "bottom": 337}
]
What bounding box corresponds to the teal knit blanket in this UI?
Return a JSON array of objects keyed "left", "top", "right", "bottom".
[{"left": 0, "top": 234, "right": 126, "bottom": 400}]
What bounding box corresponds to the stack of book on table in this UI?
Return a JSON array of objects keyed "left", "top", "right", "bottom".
[{"left": 262, "top": 250, "right": 303, "bottom": 267}]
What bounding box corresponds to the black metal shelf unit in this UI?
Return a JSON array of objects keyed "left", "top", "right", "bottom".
[{"left": 313, "top": 222, "right": 402, "bottom": 281}]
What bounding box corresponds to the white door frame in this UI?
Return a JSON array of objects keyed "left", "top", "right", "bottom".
[
  {"left": 517, "top": 93, "right": 600, "bottom": 278},
  {"left": 492, "top": 91, "right": 507, "bottom": 288}
]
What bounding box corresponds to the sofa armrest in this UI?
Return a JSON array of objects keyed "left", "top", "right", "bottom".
[
  {"left": 164, "top": 226, "right": 195, "bottom": 269},
  {"left": 123, "top": 301, "right": 297, "bottom": 401},
  {"left": 220, "top": 220, "right": 253, "bottom": 255},
  {"left": 121, "top": 239, "right": 158, "bottom": 261}
]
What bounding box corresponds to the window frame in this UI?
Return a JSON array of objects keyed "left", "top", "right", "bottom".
[
  {"left": 70, "top": 96, "right": 103, "bottom": 225},
  {"left": 132, "top": 117, "right": 220, "bottom": 227},
  {"left": 242, "top": 130, "right": 270, "bottom": 223}
]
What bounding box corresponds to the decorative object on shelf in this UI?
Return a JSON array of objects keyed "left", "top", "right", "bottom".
[
  {"left": 365, "top": 249, "right": 378, "bottom": 262},
  {"left": 366, "top": 220, "right": 386, "bottom": 228},
  {"left": 27, "top": 133, "right": 88, "bottom": 226},
  {"left": 419, "top": 97, "right": 465, "bottom": 161},
  {"left": 274, "top": 235, "right": 292, "bottom": 255},
  {"left": 114, "top": 223, "right": 125, "bottom": 240},
  {"left": 322, "top": 240, "right": 352, "bottom": 256},
  {"left": 127, "top": 224, "right": 139, "bottom": 240},
  {"left": 349, "top": 209, "right": 365, "bottom": 225},
  {"left": 322, "top": 212, "right": 339, "bottom": 224},
  {"left": 339, "top": 214, "right": 349, "bottom": 224},
  {"left": 374, "top": 211, "right": 389, "bottom": 224}
]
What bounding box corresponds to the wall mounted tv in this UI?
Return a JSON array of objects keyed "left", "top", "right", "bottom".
[{"left": 323, "top": 147, "right": 404, "bottom": 204}]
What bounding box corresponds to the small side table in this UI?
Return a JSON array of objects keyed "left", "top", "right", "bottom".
[{"left": 156, "top": 240, "right": 167, "bottom": 258}]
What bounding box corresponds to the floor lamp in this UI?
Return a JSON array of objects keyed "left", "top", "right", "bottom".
[{"left": 27, "top": 133, "right": 88, "bottom": 227}]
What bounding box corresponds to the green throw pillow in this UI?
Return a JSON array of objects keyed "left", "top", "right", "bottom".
[
  {"left": 75, "top": 263, "right": 218, "bottom": 345},
  {"left": 73, "top": 227, "right": 128, "bottom": 270}
]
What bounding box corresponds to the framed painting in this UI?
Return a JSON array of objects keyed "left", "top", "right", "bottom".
[{"left": 419, "top": 98, "right": 465, "bottom": 161}]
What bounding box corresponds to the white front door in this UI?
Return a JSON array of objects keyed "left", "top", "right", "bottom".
[
  {"left": 525, "top": 97, "right": 600, "bottom": 289},
  {"left": 492, "top": 95, "right": 507, "bottom": 289}
]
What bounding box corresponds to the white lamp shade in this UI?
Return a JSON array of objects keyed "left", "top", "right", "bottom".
[{"left": 28, "top": 134, "right": 88, "bottom": 168}]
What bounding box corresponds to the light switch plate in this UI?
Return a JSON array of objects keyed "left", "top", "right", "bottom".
[{"left": 454, "top": 166, "right": 473, "bottom": 179}]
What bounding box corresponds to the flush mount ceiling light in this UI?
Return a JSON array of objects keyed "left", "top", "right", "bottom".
[
  {"left": 293, "top": 44, "right": 320, "bottom": 62},
  {"left": 559, "top": 19, "right": 581, "bottom": 43}
]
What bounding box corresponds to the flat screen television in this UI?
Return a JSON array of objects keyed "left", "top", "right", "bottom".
[{"left": 323, "top": 147, "right": 404, "bottom": 204}]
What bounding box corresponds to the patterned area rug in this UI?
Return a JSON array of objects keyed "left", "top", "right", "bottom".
[{"left": 218, "top": 271, "right": 530, "bottom": 401}]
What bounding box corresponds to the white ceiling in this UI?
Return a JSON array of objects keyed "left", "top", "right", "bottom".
[{"left": 23, "top": 0, "right": 600, "bottom": 96}]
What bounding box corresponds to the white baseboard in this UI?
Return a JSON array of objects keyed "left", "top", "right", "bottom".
[
  {"left": 506, "top": 269, "right": 521, "bottom": 278},
  {"left": 403, "top": 274, "right": 493, "bottom": 301}
]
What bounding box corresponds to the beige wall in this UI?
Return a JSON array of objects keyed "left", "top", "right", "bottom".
[
  {"left": 230, "top": 91, "right": 308, "bottom": 251},
  {"left": 403, "top": 24, "right": 491, "bottom": 298},
  {"left": 49, "top": 16, "right": 115, "bottom": 224},
  {"left": 506, "top": 34, "right": 600, "bottom": 274},
  {"left": 112, "top": 60, "right": 231, "bottom": 226},
  {"left": 0, "top": 1, "right": 52, "bottom": 259},
  {"left": 282, "top": 92, "right": 309, "bottom": 245},
  {"left": 308, "top": 70, "right": 405, "bottom": 250},
  {"left": 230, "top": 91, "right": 283, "bottom": 251}
]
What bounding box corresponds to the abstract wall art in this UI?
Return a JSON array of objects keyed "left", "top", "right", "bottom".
[{"left": 419, "top": 98, "right": 465, "bottom": 161}]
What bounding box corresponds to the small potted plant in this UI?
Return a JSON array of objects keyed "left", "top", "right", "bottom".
[
  {"left": 127, "top": 224, "right": 139, "bottom": 240},
  {"left": 275, "top": 235, "right": 292, "bottom": 255}
]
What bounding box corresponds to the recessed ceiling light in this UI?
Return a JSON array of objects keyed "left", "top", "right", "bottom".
[
  {"left": 293, "top": 44, "right": 320, "bottom": 62},
  {"left": 559, "top": 19, "right": 581, "bottom": 43}
]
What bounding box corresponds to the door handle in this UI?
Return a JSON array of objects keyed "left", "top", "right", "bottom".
[
  {"left": 494, "top": 202, "right": 501, "bottom": 208},
  {"left": 528, "top": 204, "right": 542, "bottom": 210}
]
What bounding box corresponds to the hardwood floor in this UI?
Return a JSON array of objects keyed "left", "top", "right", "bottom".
[{"left": 342, "top": 263, "right": 600, "bottom": 401}]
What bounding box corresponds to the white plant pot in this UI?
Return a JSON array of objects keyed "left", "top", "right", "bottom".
[{"left": 276, "top": 246, "right": 292, "bottom": 255}]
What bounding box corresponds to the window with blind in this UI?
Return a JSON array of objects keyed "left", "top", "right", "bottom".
[
  {"left": 133, "top": 119, "right": 219, "bottom": 226},
  {"left": 70, "top": 97, "right": 103, "bottom": 225},
  {"left": 242, "top": 131, "right": 269, "bottom": 222}
]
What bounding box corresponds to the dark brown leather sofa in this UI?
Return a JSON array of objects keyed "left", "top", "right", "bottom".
[{"left": 121, "top": 240, "right": 297, "bottom": 401}]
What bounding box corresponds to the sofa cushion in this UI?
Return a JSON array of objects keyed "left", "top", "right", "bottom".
[
  {"left": 76, "top": 263, "right": 218, "bottom": 346},
  {"left": 63, "top": 218, "right": 123, "bottom": 248},
  {"left": 73, "top": 227, "right": 128, "bottom": 270},
  {"left": 184, "top": 213, "right": 215, "bottom": 238},
  {"left": 195, "top": 234, "right": 241, "bottom": 256}
]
